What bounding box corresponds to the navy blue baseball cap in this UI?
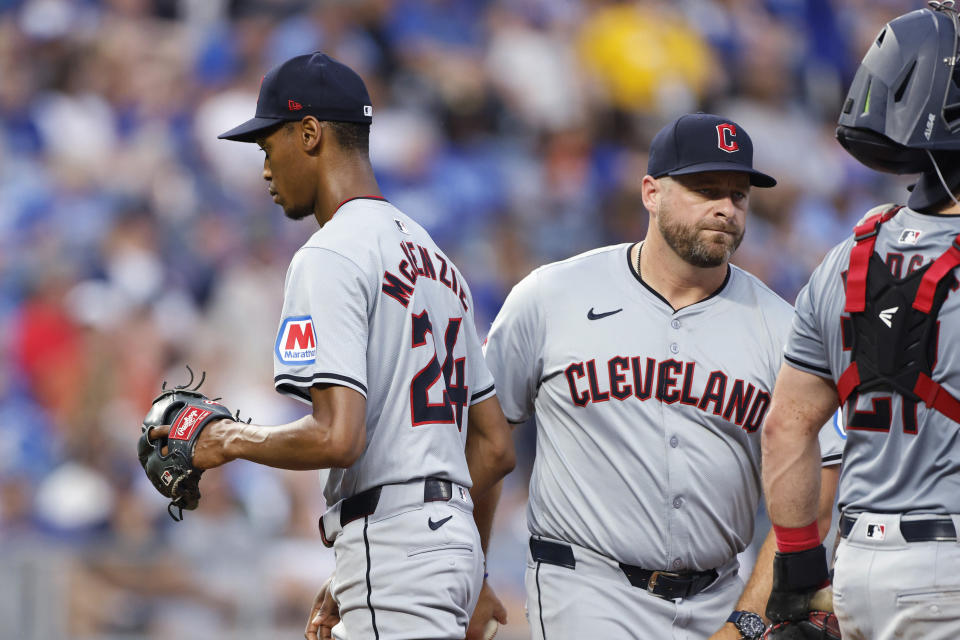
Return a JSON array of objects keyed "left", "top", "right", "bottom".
[
  {"left": 647, "top": 113, "right": 776, "bottom": 188},
  {"left": 218, "top": 52, "right": 373, "bottom": 142}
]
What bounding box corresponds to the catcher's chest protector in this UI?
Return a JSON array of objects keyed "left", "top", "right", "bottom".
[{"left": 838, "top": 207, "right": 960, "bottom": 425}]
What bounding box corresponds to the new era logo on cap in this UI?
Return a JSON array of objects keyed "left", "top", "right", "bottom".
[{"left": 288, "top": 100, "right": 303, "bottom": 111}]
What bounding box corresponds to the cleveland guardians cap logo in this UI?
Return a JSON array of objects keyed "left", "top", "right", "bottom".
[
  {"left": 645, "top": 113, "right": 776, "bottom": 187},
  {"left": 717, "top": 123, "right": 739, "bottom": 153}
]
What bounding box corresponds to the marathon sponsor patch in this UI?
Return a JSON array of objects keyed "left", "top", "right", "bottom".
[
  {"left": 898, "top": 229, "right": 922, "bottom": 245},
  {"left": 832, "top": 408, "right": 847, "bottom": 439},
  {"left": 865, "top": 522, "right": 886, "bottom": 540},
  {"left": 170, "top": 407, "right": 212, "bottom": 441},
  {"left": 275, "top": 316, "right": 317, "bottom": 365}
]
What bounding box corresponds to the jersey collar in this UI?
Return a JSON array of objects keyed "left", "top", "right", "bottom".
[
  {"left": 626, "top": 242, "right": 732, "bottom": 313},
  {"left": 332, "top": 195, "right": 389, "bottom": 218}
]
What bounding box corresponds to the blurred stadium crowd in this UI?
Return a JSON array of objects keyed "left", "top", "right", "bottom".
[{"left": 0, "top": 0, "right": 919, "bottom": 637}]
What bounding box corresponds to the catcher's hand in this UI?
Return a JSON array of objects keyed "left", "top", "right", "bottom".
[
  {"left": 766, "top": 545, "right": 830, "bottom": 621},
  {"left": 137, "top": 367, "right": 237, "bottom": 521},
  {"left": 765, "top": 546, "right": 838, "bottom": 638},
  {"left": 763, "top": 611, "right": 841, "bottom": 639}
]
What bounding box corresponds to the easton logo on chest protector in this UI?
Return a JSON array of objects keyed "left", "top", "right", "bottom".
[
  {"left": 878, "top": 306, "right": 898, "bottom": 328},
  {"left": 275, "top": 316, "right": 317, "bottom": 364},
  {"left": 838, "top": 206, "right": 960, "bottom": 430}
]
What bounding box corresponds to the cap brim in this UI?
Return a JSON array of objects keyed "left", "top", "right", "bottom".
[
  {"left": 666, "top": 162, "right": 777, "bottom": 188},
  {"left": 217, "top": 116, "right": 287, "bottom": 142}
]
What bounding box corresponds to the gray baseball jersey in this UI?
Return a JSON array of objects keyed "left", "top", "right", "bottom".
[
  {"left": 272, "top": 197, "right": 496, "bottom": 505},
  {"left": 786, "top": 206, "right": 960, "bottom": 514},
  {"left": 484, "top": 243, "right": 843, "bottom": 573}
]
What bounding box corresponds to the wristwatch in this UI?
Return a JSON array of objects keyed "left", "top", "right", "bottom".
[{"left": 727, "top": 610, "right": 765, "bottom": 640}]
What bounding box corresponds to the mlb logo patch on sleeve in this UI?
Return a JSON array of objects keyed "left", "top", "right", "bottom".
[{"left": 276, "top": 316, "right": 317, "bottom": 364}]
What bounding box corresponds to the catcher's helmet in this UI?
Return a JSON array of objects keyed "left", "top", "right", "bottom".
[{"left": 836, "top": 3, "right": 960, "bottom": 174}]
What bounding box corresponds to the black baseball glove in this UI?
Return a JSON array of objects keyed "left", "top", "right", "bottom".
[
  {"left": 137, "top": 367, "right": 236, "bottom": 521},
  {"left": 765, "top": 546, "right": 840, "bottom": 639},
  {"left": 763, "top": 611, "right": 841, "bottom": 639}
]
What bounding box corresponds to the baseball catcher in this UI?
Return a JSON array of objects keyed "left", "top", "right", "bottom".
[
  {"left": 137, "top": 367, "right": 238, "bottom": 521},
  {"left": 762, "top": 2, "right": 960, "bottom": 639}
]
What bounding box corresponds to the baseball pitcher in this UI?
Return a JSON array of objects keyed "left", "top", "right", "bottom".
[{"left": 139, "top": 53, "right": 516, "bottom": 640}]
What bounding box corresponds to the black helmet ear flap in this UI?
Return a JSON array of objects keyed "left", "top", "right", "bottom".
[{"left": 835, "top": 125, "right": 931, "bottom": 174}]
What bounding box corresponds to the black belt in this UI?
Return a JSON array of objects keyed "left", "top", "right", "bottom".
[
  {"left": 529, "top": 538, "right": 718, "bottom": 601},
  {"left": 840, "top": 513, "right": 957, "bottom": 542},
  {"left": 340, "top": 478, "right": 452, "bottom": 527}
]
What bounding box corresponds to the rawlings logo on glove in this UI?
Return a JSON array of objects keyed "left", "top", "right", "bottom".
[{"left": 137, "top": 367, "right": 242, "bottom": 521}]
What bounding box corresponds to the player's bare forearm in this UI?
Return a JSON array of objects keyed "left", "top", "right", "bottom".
[
  {"left": 464, "top": 399, "right": 513, "bottom": 639},
  {"left": 762, "top": 365, "right": 838, "bottom": 527},
  {"left": 194, "top": 384, "right": 367, "bottom": 470},
  {"left": 465, "top": 397, "right": 516, "bottom": 496},
  {"left": 733, "top": 529, "right": 777, "bottom": 626},
  {"left": 472, "top": 478, "right": 503, "bottom": 554}
]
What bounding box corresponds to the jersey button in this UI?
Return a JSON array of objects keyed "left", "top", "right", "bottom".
[
  {"left": 669, "top": 436, "right": 679, "bottom": 448},
  {"left": 671, "top": 559, "right": 683, "bottom": 570},
  {"left": 671, "top": 319, "right": 681, "bottom": 329},
  {"left": 673, "top": 496, "right": 684, "bottom": 509},
  {"left": 669, "top": 343, "right": 679, "bottom": 354}
]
